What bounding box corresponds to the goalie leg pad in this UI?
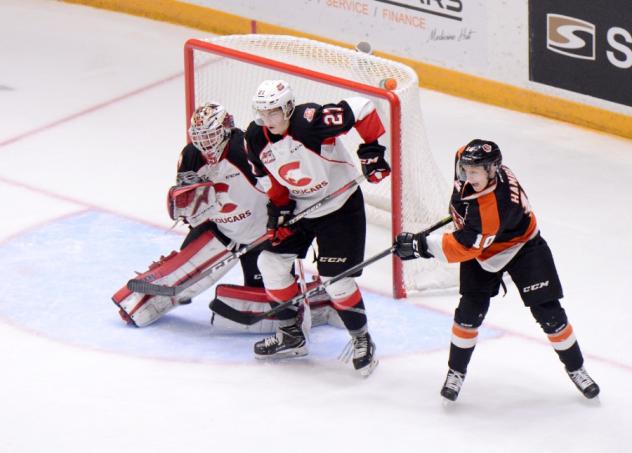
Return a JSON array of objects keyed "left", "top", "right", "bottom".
[
  {"left": 114, "top": 294, "right": 177, "bottom": 328},
  {"left": 209, "top": 282, "right": 343, "bottom": 333},
  {"left": 112, "top": 230, "right": 236, "bottom": 326}
]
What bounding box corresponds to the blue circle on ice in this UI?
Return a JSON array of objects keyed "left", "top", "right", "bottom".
[{"left": 0, "top": 211, "right": 502, "bottom": 363}]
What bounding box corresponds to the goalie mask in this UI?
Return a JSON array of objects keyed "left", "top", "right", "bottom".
[
  {"left": 189, "top": 102, "right": 234, "bottom": 164},
  {"left": 252, "top": 80, "right": 295, "bottom": 126},
  {"left": 457, "top": 139, "right": 502, "bottom": 182}
]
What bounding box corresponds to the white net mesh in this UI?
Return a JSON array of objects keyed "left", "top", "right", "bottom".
[{"left": 187, "top": 34, "right": 456, "bottom": 294}]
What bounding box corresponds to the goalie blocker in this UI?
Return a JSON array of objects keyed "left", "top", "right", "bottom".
[{"left": 112, "top": 230, "right": 235, "bottom": 327}]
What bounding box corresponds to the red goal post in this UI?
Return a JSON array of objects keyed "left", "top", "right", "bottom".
[{"left": 183, "top": 35, "right": 455, "bottom": 298}]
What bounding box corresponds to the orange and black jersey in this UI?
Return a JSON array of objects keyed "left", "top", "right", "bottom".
[{"left": 426, "top": 149, "right": 538, "bottom": 272}]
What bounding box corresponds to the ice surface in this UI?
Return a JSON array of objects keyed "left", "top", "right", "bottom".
[{"left": 1, "top": 1, "right": 631, "bottom": 452}]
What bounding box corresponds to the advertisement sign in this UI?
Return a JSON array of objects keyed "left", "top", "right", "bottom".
[
  {"left": 529, "top": 0, "right": 632, "bottom": 107},
  {"left": 184, "top": 0, "right": 488, "bottom": 71}
]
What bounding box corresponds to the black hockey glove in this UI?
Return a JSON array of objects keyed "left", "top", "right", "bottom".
[
  {"left": 266, "top": 199, "right": 296, "bottom": 245},
  {"left": 394, "top": 232, "right": 434, "bottom": 260},
  {"left": 357, "top": 141, "right": 391, "bottom": 184}
]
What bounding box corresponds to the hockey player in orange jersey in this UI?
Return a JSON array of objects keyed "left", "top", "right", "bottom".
[{"left": 394, "top": 139, "right": 600, "bottom": 401}]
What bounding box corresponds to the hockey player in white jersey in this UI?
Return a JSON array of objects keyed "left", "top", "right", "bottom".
[
  {"left": 245, "top": 80, "right": 391, "bottom": 376},
  {"left": 113, "top": 102, "right": 270, "bottom": 327}
]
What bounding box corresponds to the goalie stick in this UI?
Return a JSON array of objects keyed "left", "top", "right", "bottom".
[
  {"left": 235, "top": 215, "right": 453, "bottom": 325},
  {"left": 127, "top": 175, "right": 367, "bottom": 297}
]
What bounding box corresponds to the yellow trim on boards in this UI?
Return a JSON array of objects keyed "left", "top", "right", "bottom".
[{"left": 62, "top": 0, "right": 632, "bottom": 139}]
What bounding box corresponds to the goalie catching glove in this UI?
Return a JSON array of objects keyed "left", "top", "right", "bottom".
[
  {"left": 167, "top": 180, "right": 218, "bottom": 227},
  {"left": 394, "top": 232, "right": 434, "bottom": 260},
  {"left": 357, "top": 141, "right": 391, "bottom": 183}
]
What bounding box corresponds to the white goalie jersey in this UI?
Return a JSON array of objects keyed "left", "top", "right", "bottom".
[
  {"left": 173, "top": 135, "right": 269, "bottom": 246},
  {"left": 113, "top": 131, "right": 271, "bottom": 327}
]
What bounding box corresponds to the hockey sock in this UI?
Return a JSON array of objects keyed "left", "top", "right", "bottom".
[
  {"left": 265, "top": 282, "right": 301, "bottom": 321},
  {"left": 448, "top": 344, "right": 475, "bottom": 374},
  {"left": 546, "top": 325, "right": 584, "bottom": 371},
  {"left": 447, "top": 323, "right": 479, "bottom": 374},
  {"left": 555, "top": 342, "right": 584, "bottom": 371},
  {"left": 335, "top": 297, "right": 367, "bottom": 332}
]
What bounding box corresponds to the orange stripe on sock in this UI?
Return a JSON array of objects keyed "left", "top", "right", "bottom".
[
  {"left": 548, "top": 324, "right": 574, "bottom": 343},
  {"left": 452, "top": 323, "right": 478, "bottom": 339}
]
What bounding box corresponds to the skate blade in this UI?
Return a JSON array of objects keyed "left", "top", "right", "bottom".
[
  {"left": 581, "top": 394, "right": 601, "bottom": 406},
  {"left": 254, "top": 347, "right": 308, "bottom": 360},
  {"left": 441, "top": 397, "right": 457, "bottom": 409},
  {"left": 357, "top": 359, "right": 379, "bottom": 377}
]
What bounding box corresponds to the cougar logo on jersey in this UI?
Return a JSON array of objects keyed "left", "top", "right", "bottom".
[
  {"left": 279, "top": 161, "right": 312, "bottom": 187},
  {"left": 213, "top": 182, "right": 237, "bottom": 213}
]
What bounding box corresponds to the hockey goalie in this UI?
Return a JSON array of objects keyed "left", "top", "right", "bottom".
[{"left": 112, "top": 102, "right": 342, "bottom": 332}]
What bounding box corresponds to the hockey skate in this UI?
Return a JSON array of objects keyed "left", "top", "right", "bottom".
[
  {"left": 567, "top": 366, "right": 600, "bottom": 399},
  {"left": 440, "top": 368, "right": 466, "bottom": 402},
  {"left": 340, "top": 332, "right": 378, "bottom": 377},
  {"left": 254, "top": 324, "right": 308, "bottom": 359}
]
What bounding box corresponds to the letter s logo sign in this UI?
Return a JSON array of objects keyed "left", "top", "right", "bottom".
[
  {"left": 546, "top": 14, "right": 596, "bottom": 60},
  {"left": 607, "top": 27, "right": 632, "bottom": 69}
]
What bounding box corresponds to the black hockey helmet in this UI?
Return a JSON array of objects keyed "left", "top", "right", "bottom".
[{"left": 458, "top": 139, "right": 502, "bottom": 181}]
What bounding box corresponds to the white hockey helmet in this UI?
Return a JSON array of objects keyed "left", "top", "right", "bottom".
[
  {"left": 252, "top": 80, "right": 295, "bottom": 125},
  {"left": 188, "top": 102, "right": 234, "bottom": 164}
]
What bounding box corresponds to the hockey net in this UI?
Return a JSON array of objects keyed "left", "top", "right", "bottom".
[{"left": 184, "top": 34, "right": 456, "bottom": 297}]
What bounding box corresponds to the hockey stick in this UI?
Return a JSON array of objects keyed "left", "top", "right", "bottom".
[
  {"left": 295, "top": 258, "right": 312, "bottom": 340},
  {"left": 127, "top": 175, "right": 366, "bottom": 297},
  {"left": 237, "top": 215, "right": 453, "bottom": 325}
]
